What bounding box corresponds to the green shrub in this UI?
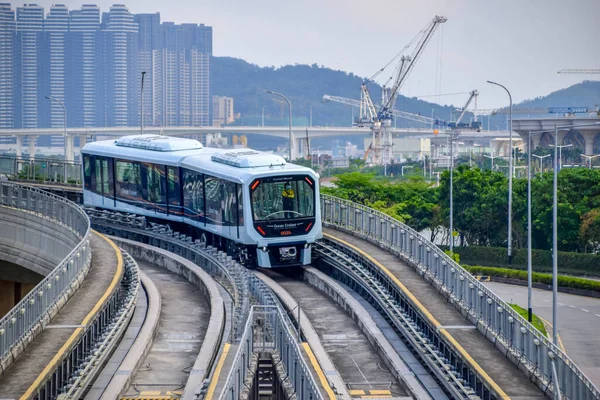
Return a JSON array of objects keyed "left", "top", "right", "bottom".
[
  {"left": 441, "top": 245, "right": 600, "bottom": 276},
  {"left": 462, "top": 265, "right": 600, "bottom": 292}
]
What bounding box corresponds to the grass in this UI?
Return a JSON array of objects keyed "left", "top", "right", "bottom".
[
  {"left": 462, "top": 265, "right": 600, "bottom": 292},
  {"left": 509, "top": 303, "right": 548, "bottom": 337}
]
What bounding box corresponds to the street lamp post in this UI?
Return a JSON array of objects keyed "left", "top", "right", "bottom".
[
  {"left": 532, "top": 154, "right": 551, "bottom": 173},
  {"left": 581, "top": 154, "right": 600, "bottom": 169},
  {"left": 483, "top": 152, "right": 500, "bottom": 171},
  {"left": 487, "top": 80, "right": 513, "bottom": 264},
  {"left": 549, "top": 144, "right": 573, "bottom": 170},
  {"left": 140, "top": 71, "right": 146, "bottom": 135},
  {"left": 266, "top": 90, "right": 293, "bottom": 160},
  {"left": 45, "top": 96, "right": 67, "bottom": 183},
  {"left": 262, "top": 106, "right": 265, "bottom": 127},
  {"left": 528, "top": 121, "right": 600, "bottom": 344}
]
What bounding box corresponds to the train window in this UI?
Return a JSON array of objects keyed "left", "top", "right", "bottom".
[
  {"left": 237, "top": 184, "right": 244, "bottom": 226},
  {"left": 182, "top": 169, "right": 204, "bottom": 220},
  {"left": 115, "top": 160, "right": 142, "bottom": 203},
  {"left": 204, "top": 175, "right": 223, "bottom": 226},
  {"left": 142, "top": 163, "right": 166, "bottom": 208},
  {"left": 251, "top": 175, "right": 314, "bottom": 221},
  {"left": 83, "top": 155, "right": 91, "bottom": 190},
  {"left": 223, "top": 181, "right": 237, "bottom": 226},
  {"left": 167, "top": 167, "right": 181, "bottom": 207}
]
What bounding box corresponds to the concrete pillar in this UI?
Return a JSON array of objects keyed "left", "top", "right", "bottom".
[
  {"left": 16, "top": 136, "right": 22, "bottom": 158},
  {"left": 583, "top": 131, "right": 596, "bottom": 155},
  {"left": 65, "top": 135, "right": 74, "bottom": 163},
  {"left": 79, "top": 135, "right": 87, "bottom": 150},
  {"left": 28, "top": 135, "right": 38, "bottom": 160}
]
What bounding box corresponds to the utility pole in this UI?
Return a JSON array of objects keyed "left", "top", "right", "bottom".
[
  {"left": 487, "top": 80, "right": 513, "bottom": 264},
  {"left": 266, "top": 90, "right": 293, "bottom": 160},
  {"left": 140, "top": 71, "right": 146, "bottom": 135},
  {"left": 45, "top": 96, "right": 67, "bottom": 183}
]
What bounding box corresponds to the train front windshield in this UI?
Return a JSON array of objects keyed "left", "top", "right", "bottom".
[{"left": 250, "top": 175, "right": 316, "bottom": 237}]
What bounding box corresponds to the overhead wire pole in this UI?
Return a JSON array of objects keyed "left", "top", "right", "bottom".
[
  {"left": 45, "top": 96, "right": 67, "bottom": 183},
  {"left": 266, "top": 90, "right": 293, "bottom": 161},
  {"left": 528, "top": 121, "right": 600, "bottom": 345},
  {"left": 140, "top": 71, "right": 146, "bottom": 135},
  {"left": 487, "top": 80, "right": 513, "bottom": 264}
]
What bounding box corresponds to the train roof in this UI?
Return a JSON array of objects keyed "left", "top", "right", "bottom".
[{"left": 82, "top": 135, "right": 317, "bottom": 182}]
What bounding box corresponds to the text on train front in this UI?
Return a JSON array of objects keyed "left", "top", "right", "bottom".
[{"left": 250, "top": 175, "right": 315, "bottom": 238}]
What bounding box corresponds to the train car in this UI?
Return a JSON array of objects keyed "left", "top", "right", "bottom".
[{"left": 82, "top": 134, "right": 322, "bottom": 268}]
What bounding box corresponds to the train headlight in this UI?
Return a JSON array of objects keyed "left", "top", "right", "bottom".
[{"left": 261, "top": 246, "right": 268, "bottom": 252}]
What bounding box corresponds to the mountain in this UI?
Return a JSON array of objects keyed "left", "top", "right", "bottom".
[
  {"left": 516, "top": 80, "right": 600, "bottom": 109},
  {"left": 211, "top": 56, "right": 456, "bottom": 149},
  {"left": 211, "top": 56, "right": 600, "bottom": 148}
]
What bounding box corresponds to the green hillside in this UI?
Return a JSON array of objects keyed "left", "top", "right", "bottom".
[
  {"left": 211, "top": 56, "right": 600, "bottom": 148},
  {"left": 211, "top": 57, "right": 455, "bottom": 128}
]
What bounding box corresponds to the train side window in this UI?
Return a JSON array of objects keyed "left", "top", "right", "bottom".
[
  {"left": 146, "top": 163, "right": 166, "bottom": 207},
  {"left": 223, "top": 181, "right": 237, "bottom": 226},
  {"left": 115, "top": 160, "right": 142, "bottom": 202},
  {"left": 83, "top": 155, "right": 91, "bottom": 190},
  {"left": 183, "top": 169, "right": 203, "bottom": 220},
  {"left": 237, "top": 184, "right": 244, "bottom": 226},
  {"left": 204, "top": 175, "right": 223, "bottom": 225},
  {"left": 167, "top": 167, "right": 181, "bottom": 206}
]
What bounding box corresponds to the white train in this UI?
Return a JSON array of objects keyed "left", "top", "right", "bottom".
[{"left": 81, "top": 135, "right": 322, "bottom": 268}]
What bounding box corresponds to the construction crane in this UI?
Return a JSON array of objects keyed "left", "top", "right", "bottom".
[
  {"left": 322, "top": 94, "right": 445, "bottom": 127},
  {"left": 557, "top": 69, "right": 600, "bottom": 74},
  {"left": 324, "top": 15, "right": 447, "bottom": 165},
  {"left": 448, "top": 90, "right": 479, "bottom": 129}
]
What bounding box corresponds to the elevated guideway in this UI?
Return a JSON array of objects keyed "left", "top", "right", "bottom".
[
  {"left": 8, "top": 180, "right": 600, "bottom": 399},
  {"left": 0, "top": 182, "right": 138, "bottom": 399},
  {"left": 320, "top": 194, "right": 600, "bottom": 400}
]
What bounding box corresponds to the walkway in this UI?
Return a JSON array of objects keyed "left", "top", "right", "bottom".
[
  {"left": 120, "top": 258, "right": 211, "bottom": 398},
  {"left": 324, "top": 228, "right": 545, "bottom": 400},
  {"left": 0, "top": 232, "right": 121, "bottom": 399}
]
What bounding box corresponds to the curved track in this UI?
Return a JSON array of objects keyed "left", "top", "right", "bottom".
[{"left": 258, "top": 268, "right": 411, "bottom": 399}]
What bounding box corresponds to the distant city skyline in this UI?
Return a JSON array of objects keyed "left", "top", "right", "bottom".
[
  {"left": 0, "top": 3, "right": 212, "bottom": 134},
  {"left": 34, "top": 0, "right": 599, "bottom": 110}
]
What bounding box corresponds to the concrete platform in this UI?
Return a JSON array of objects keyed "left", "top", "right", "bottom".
[
  {"left": 324, "top": 228, "right": 545, "bottom": 400},
  {"left": 120, "top": 259, "right": 211, "bottom": 398},
  {"left": 0, "top": 231, "right": 121, "bottom": 398}
]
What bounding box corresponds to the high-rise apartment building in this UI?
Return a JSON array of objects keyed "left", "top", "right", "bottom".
[
  {"left": 2, "top": 4, "right": 212, "bottom": 133},
  {"left": 101, "top": 5, "right": 138, "bottom": 127},
  {"left": 15, "top": 4, "right": 44, "bottom": 129},
  {"left": 213, "top": 96, "right": 234, "bottom": 126},
  {"left": 69, "top": 4, "right": 100, "bottom": 128},
  {"left": 0, "top": 3, "right": 15, "bottom": 129}
]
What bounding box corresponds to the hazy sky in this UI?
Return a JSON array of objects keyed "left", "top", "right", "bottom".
[{"left": 37, "top": 0, "right": 600, "bottom": 109}]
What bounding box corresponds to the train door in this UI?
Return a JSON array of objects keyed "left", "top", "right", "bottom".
[{"left": 91, "top": 156, "right": 114, "bottom": 207}]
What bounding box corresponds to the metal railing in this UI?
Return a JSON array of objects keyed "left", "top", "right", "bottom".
[
  {"left": 0, "top": 182, "right": 91, "bottom": 363},
  {"left": 321, "top": 194, "right": 600, "bottom": 400},
  {"left": 33, "top": 250, "right": 140, "bottom": 399},
  {"left": 86, "top": 210, "right": 322, "bottom": 400},
  {"left": 219, "top": 305, "right": 323, "bottom": 400},
  {"left": 0, "top": 156, "right": 82, "bottom": 184}
]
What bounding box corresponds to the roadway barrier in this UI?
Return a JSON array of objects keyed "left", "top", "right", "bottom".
[
  {"left": 0, "top": 181, "right": 91, "bottom": 372},
  {"left": 321, "top": 194, "right": 600, "bottom": 400},
  {"left": 0, "top": 155, "right": 82, "bottom": 184}
]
